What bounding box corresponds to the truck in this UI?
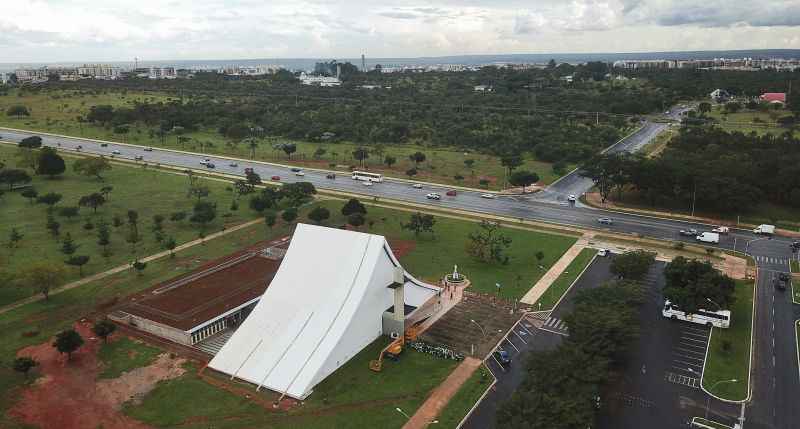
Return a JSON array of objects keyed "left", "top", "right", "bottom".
[
  {"left": 753, "top": 224, "right": 775, "bottom": 235},
  {"left": 696, "top": 232, "right": 720, "bottom": 244}
]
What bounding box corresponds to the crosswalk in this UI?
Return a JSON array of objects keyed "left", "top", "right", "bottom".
[
  {"left": 754, "top": 255, "right": 792, "bottom": 265},
  {"left": 541, "top": 316, "right": 570, "bottom": 336}
]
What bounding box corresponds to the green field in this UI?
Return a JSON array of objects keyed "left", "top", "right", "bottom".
[
  {"left": 708, "top": 106, "right": 799, "bottom": 138},
  {"left": 701, "top": 279, "right": 754, "bottom": 401},
  {"left": 533, "top": 248, "right": 597, "bottom": 310},
  {"left": 0, "top": 143, "right": 260, "bottom": 306},
  {"left": 124, "top": 338, "right": 459, "bottom": 429},
  {"left": 0, "top": 88, "right": 568, "bottom": 189},
  {"left": 312, "top": 200, "right": 576, "bottom": 299},
  {"left": 436, "top": 365, "right": 492, "bottom": 427},
  {"left": 97, "top": 337, "right": 162, "bottom": 379}
]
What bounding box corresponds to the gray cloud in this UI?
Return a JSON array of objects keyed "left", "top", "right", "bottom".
[{"left": 627, "top": 1, "right": 800, "bottom": 28}]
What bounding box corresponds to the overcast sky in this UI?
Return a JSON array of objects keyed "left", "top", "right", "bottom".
[{"left": 2, "top": 0, "right": 799, "bottom": 63}]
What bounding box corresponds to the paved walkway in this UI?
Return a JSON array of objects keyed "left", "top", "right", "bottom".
[
  {"left": 403, "top": 357, "right": 483, "bottom": 429},
  {"left": 520, "top": 240, "right": 588, "bottom": 305},
  {"left": 0, "top": 217, "right": 264, "bottom": 316}
]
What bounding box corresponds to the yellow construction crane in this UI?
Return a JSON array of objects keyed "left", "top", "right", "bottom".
[{"left": 369, "top": 324, "right": 420, "bottom": 372}]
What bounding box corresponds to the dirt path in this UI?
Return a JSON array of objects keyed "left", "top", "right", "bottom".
[
  {"left": 0, "top": 217, "right": 264, "bottom": 316},
  {"left": 402, "top": 357, "right": 482, "bottom": 429},
  {"left": 10, "top": 322, "right": 187, "bottom": 429}
]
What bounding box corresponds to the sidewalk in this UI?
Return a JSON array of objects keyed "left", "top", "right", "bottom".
[
  {"left": 0, "top": 218, "right": 264, "bottom": 316},
  {"left": 520, "top": 240, "right": 588, "bottom": 305},
  {"left": 402, "top": 357, "right": 482, "bottom": 429}
]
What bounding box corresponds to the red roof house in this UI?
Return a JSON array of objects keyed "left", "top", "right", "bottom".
[{"left": 760, "top": 93, "right": 786, "bottom": 104}]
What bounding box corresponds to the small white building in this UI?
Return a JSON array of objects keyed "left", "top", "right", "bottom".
[
  {"left": 710, "top": 89, "right": 731, "bottom": 103},
  {"left": 299, "top": 72, "right": 341, "bottom": 87},
  {"left": 149, "top": 67, "right": 177, "bottom": 79},
  {"left": 209, "top": 224, "right": 439, "bottom": 400},
  {"left": 474, "top": 85, "right": 493, "bottom": 92}
]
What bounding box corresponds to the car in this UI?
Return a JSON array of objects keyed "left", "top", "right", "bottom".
[
  {"left": 200, "top": 158, "right": 210, "bottom": 165},
  {"left": 791, "top": 241, "right": 800, "bottom": 251},
  {"left": 711, "top": 226, "right": 729, "bottom": 234},
  {"left": 446, "top": 190, "right": 457, "bottom": 197},
  {"left": 363, "top": 181, "right": 373, "bottom": 186},
  {"left": 229, "top": 162, "right": 238, "bottom": 167},
  {"left": 295, "top": 171, "right": 305, "bottom": 177},
  {"left": 480, "top": 193, "right": 496, "bottom": 199},
  {"left": 290, "top": 167, "right": 302, "bottom": 173},
  {"left": 493, "top": 350, "right": 512, "bottom": 367},
  {"left": 426, "top": 193, "right": 441, "bottom": 200},
  {"left": 100, "top": 143, "right": 108, "bottom": 147},
  {"left": 271, "top": 175, "right": 281, "bottom": 181},
  {"left": 413, "top": 183, "right": 423, "bottom": 189},
  {"left": 76, "top": 145, "right": 83, "bottom": 151},
  {"left": 143, "top": 147, "right": 153, "bottom": 152},
  {"left": 775, "top": 277, "right": 787, "bottom": 291},
  {"left": 679, "top": 229, "right": 699, "bottom": 237},
  {"left": 205, "top": 163, "right": 215, "bottom": 169},
  {"left": 111, "top": 150, "right": 121, "bottom": 155},
  {"left": 597, "top": 217, "right": 613, "bottom": 225},
  {"left": 244, "top": 167, "right": 254, "bottom": 174},
  {"left": 134, "top": 155, "right": 143, "bottom": 161},
  {"left": 326, "top": 173, "right": 336, "bottom": 179},
  {"left": 779, "top": 272, "right": 791, "bottom": 282},
  {"left": 597, "top": 248, "right": 609, "bottom": 257},
  {"left": 567, "top": 194, "right": 577, "bottom": 202}
]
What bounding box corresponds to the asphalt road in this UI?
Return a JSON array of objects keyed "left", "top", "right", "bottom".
[{"left": 1, "top": 124, "right": 796, "bottom": 428}]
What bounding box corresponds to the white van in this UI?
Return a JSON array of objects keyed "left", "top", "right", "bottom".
[{"left": 696, "top": 232, "right": 720, "bottom": 244}]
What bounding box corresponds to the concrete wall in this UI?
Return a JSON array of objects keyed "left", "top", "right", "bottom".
[{"left": 109, "top": 312, "right": 191, "bottom": 345}]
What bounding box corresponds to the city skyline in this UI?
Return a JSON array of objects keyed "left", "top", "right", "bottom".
[{"left": 2, "top": 0, "right": 799, "bottom": 63}]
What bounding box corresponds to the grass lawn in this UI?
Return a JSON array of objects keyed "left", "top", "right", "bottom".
[
  {"left": 791, "top": 260, "right": 799, "bottom": 273},
  {"left": 0, "top": 88, "right": 567, "bottom": 189},
  {"left": 0, "top": 219, "right": 299, "bottom": 429},
  {"left": 701, "top": 279, "right": 754, "bottom": 401},
  {"left": 0, "top": 143, "right": 260, "bottom": 306},
  {"left": 708, "top": 106, "right": 799, "bottom": 138},
  {"left": 97, "top": 336, "right": 162, "bottom": 379},
  {"left": 533, "top": 248, "right": 597, "bottom": 310},
  {"left": 436, "top": 365, "right": 492, "bottom": 428},
  {"left": 124, "top": 338, "right": 460, "bottom": 429},
  {"left": 312, "top": 200, "right": 577, "bottom": 300}
]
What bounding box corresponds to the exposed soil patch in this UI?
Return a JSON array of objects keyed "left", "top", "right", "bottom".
[
  {"left": 10, "top": 321, "right": 186, "bottom": 429},
  {"left": 388, "top": 239, "right": 417, "bottom": 259}
]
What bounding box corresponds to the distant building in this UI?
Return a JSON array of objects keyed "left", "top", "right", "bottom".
[
  {"left": 299, "top": 72, "right": 341, "bottom": 87},
  {"left": 1, "top": 73, "right": 10, "bottom": 85},
  {"left": 473, "top": 85, "right": 493, "bottom": 92},
  {"left": 77, "top": 64, "right": 121, "bottom": 80},
  {"left": 14, "top": 67, "right": 49, "bottom": 84},
  {"left": 760, "top": 92, "right": 787, "bottom": 105},
  {"left": 710, "top": 89, "right": 731, "bottom": 103},
  {"left": 149, "top": 67, "right": 177, "bottom": 79}
]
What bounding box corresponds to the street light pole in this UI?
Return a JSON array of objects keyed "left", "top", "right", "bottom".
[
  {"left": 396, "top": 407, "right": 411, "bottom": 420},
  {"left": 706, "top": 297, "right": 722, "bottom": 311},
  {"left": 706, "top": 379, "right": 738, "bottom": 419},
  {"left": 470, "top": 319, "right": 487, "bottom": 339}
]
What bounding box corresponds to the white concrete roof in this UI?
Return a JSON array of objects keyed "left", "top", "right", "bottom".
[{"left": 208, "top": 223, "right": 437, "bottom": 399}]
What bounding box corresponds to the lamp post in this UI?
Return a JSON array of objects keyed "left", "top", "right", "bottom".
[
  {"left": 470, "top": 319, "right": 487, "bottom": 339},
  {"left": 396, "top": 407, "right": 411, "bottom": 420},
  {"left": 706, "top": 297, "right": 722, "bottom": 311},
  {"left": 706, "top": 379, "right": 738, "bottom": 419}
]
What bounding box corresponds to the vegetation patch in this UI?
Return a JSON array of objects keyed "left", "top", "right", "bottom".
[
  {"left": 534, "top": 248, "right": 596, "bottom": 310},
  {"left": 97, "top": 337, "right": 162, "bottom": 379},
  {"left": 436, "top": 365, "right": 492, "bottom": 427}
]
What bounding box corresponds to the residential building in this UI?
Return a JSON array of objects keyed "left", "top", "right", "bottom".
[
  {"left": 149, "top": 67, "right": 177, "bottom": 79},
  {"left": 760, "top": 92, "right": 787, "bottom": 105},
  {"left": 77, "top": 64, "right": 121, "bottom": 80},
  {"left": 710, "top": 89, "right": 731, "bottom": 103}
]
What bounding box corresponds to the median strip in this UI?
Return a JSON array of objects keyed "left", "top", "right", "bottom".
[{"left": 530, "top": 247, "right": 597, "bottom": 310}]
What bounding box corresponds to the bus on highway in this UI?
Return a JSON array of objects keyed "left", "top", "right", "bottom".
[
  {"left": 351, "top": 171, "right": 383, "bottom": 183},
  {"left": 662, "top": 300, "right": 730, "bottom": 328}
]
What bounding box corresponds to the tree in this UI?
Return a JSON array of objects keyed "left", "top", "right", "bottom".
[
  {"left": 132, "top": 260, "right": 147, "bottom": 276},
  {"left": 405, "top": 168, "right": 418, "bottom": 179},
  {"left": 72, "top": 157, "right": 111, "bottom": 180},
  {"left": 352, "top": 147, "right": 370, "bottom": 168},
  {"left": 100, "top": 185, "right": 113, "bottom": 201},
  {"left": 384, "top": 155, "right": 397, "bottom": 168},
  {"left": 663, "top": 256, "right": 736, "bottom": 314},
  {"left": 78, "top": 193, "right": 106, "bottom": 213},
  {"left": 535, "top": 251, "right": 545, "bottom": 265},
  {"left": 508, "top": 170, "right": 540, "bottom": 193},
  {"left": 36, "top": 147, "right": 66, "bottom": 178},
  {"left": 0, "top": 168, "right": 32, "bottom": 190},
  {"left": 347, "top": 212, "right": 365, "bottom": 230},
  {"left": 697, "top": 102, "right": 712, "bottom": 116},
  {"left": 500, "top": 154, "right": 524, "bottom": 178},
  {"left": 37, "top": 192, "right": 62, "bottom": 210},
  {"left": 60, "top": 232, "right": 78, "bottom": 256},
  {"left": 464, "top": 158, "right": 475, "bottom": 175},
  {"left": 282, "top": 143, "right": 297, "bottom": 159},
  {"left": 281, "top": 207, "right": 298, "bottom": 225},
  {"left": 6, "top": 105, "right": 30, "bottom": 118},
  {"left": 8, "top": 228, "right": 23, "bottom": 249},
  {"left": 97, "top": 221, "right": 111, "bottom": 256},
  {"left": 341, "top": 198, "right": 367, "bottom": 216},
  {"left": 92, "top": 320, "right": 116, "bottom": 343},
  {"left": 190, "top": 200, "right": 217, "bottom": 232},
  {"left": 579, "top": 153, "right": 620, "bottom": 203},
  {"left": 18, "top": 263, "right": 66, "bottom": 300},
  {"left": 245, "top": 170, "right": 262, "bottom": 186},
  {"left": 466, "top": 220, "right": 512, "bottom": 264},
  {"left": 610, "top": 250, "right": 656, "bottom": 281},
  {"left": 19, "top": 136, "right": 42, "bottom": 149},
  {"left": 264, "top": 210, "right": 277, "bottom": 234},
  {"left": 126, "top": 209, "right": 139, "bottom": 235},
  {"left": 308, "top": 206, "right": 331, "bottom": 224},
  {"left": 409, "top": 151, "right": 426, "bottom": 168},
  {"left": 163, "top": 236, "right": 177, "bottom": 257},
  {"left": 280, "top": 182, "right": 317, "bottom": 207},
  {"left": 46, "top": 214, "right": 61, "bottom": 238},
  {"left": 20, "top": 187, "right": 38, "bottom": 204},
  {"left": 65, "top": 255, "right": 90, "bottom": 276},
  {"left": 169, "top": 211, "right": 187, "bottom": 222},
  {"left": 401, "top": 212, "right": 436, "bottom": 237},
  {"left": 52, "top": 329, "right": 84, "bottom": 361},
  {"left": 13, "top": 357, "right": 38, "bottom": 378},
  {"left": 57, "top": 206, "right": 80, "bottom": 220}
]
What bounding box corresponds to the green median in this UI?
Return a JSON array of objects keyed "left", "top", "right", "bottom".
[
  {"left": 701, "top": 279, "right": 754, "bottom": 401},
  {"left": 533, "top": 248, "right": 597, "bottom": 311},
  {"left": 436, "top": 365, "right": 492, "bottom": 428}
]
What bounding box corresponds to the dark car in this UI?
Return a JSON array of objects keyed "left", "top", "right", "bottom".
[
  {"left": 775, "top": 278, "right": 787, "bottom": 291},
  {"left": 326, "top": 173, "right": 336, "bottom": 179},
  {"left": 779, "top": 272, "right": 791, "bottom": 282},
  {"left": 493, "top": 350, "right": 512, "bottom": 367},
  {"left": 290, "top": 167, "right": 302, "bottom": 173},
  {"left": 244, "top": 167, "right": 254, "bottom": 174},
  {"left": 597, "top": 217, "right": 613, "bottom": 225},
  {"left": 205, "top": 163, "right": 215, "bottom": 169},
  {"left": 446, "top": 190, "right": 457, "bottom": 197},
  {"left": 100, "top": 143, "right": 108, "bottom": 147}
]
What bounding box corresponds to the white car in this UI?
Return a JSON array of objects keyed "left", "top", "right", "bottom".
[
  {"left": 413, "top": 183, "right": 423, "bottom": 189},
  {"left": 111, "top": 149, "right": 121, "bottom": 155},
  {"left": 426, "top": 193, "right": 441, "bottom": 200},
  {"left": 295, "top": 171, "right": 305, "bottom": 177},
  {"left": 567, "top": 194, "right": 577, "bottom": 202},
  {"left": 598, "top": 249, "right": 609, "bottom": 257},
  {"left": 200, "top": 158, "right": 210, "bottom": 165},
  {"left": 229, "top": 162, "right": 238, "bottom": 167},
  {"left": 362, "top": 181, "right": 373, "bottom": 186},
  {"left": 480, "top": 193, "right": 496, "bottom": 199}
]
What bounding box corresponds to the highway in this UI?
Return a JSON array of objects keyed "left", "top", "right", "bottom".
[{"left": 1, "top": 125, "right": 797, "bottom": 428}]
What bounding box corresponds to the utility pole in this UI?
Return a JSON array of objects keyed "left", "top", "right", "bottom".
[{"left": 691, "top": 182, "right": 697, "bottom": 217}]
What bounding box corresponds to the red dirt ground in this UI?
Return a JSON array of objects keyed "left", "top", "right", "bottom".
[
  {"left": 388, "top": 239, "right": 417, "bottom": 259},
  {"left": 10, "top": 321, "right": 185, "bottom": 429}
]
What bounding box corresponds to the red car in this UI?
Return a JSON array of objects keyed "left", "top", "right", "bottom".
[
  {"left": 446, "top": 190, "right": 457, "bottom": 196},
  {"left": 271, "top": 175, "right": 281, "bottom": 181}
]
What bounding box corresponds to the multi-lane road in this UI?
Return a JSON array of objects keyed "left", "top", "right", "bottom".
[{"left": 1, "top": 124, "right": 797, "bottom": 428}]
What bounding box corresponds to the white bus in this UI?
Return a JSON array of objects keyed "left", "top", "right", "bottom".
[
  {"left": 663, "top": 300, "right": 730, "bottom": 328},
  {"left": 351, "top": 171, "right": 383, "bottom": 183}
]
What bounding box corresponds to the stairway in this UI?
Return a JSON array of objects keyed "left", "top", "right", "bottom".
[{"left": 195, "top": 329, "right": 235, "bottom": 356}]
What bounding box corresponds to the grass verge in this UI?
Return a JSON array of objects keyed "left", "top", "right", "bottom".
[
  {"left": 97, "top": 337, "right": 162, "bottom": 379},
  {"left": 701, "top": 279, "right": 754, "bottom": 401},
  {"left": 436, "top": 365, "right": 493, "bottom": 428},
  {"left": 791, "top": 260, "right": 799, "bottom": 273},
  {"left": 534, "top": 248, "right": 596, "bottom": 310},
  {"left": 691, "top": 416, "right": 734, "bottom": 429}
]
